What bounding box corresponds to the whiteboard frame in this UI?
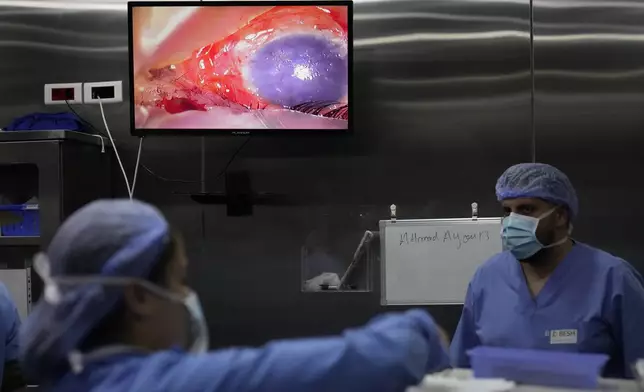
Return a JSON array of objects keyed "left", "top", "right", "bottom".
[
  {"left": 379, "top": 217, "right": 501, "bottom": 306},
  {"left": 0, "top": 268, "right": 32, "bottom": 320}
]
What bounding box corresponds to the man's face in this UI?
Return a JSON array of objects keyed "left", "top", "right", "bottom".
[{"left": 501, "top": 198, "right": 566, "bottom": 247}]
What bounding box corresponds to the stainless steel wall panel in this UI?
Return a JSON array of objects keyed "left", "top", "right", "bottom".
[
  {"left": 0, "top": 0, "right": 532, "bottom": 344},
  {"left": 533, "top": 0, "right": 644, "bottom": 270}
]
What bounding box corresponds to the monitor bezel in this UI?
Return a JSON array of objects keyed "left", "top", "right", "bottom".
[{"left": 128, "top": 0, "right": 354, "bottom": 137}]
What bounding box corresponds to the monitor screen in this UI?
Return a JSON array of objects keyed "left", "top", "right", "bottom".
[{"left": 129, "top": 1, "right": 352, "bottom": 135}]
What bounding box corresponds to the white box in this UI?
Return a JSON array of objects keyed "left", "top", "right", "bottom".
[
  {"left": 44, "top": 83, "right": 83, "bottom": 105},
  {"left": 83, "top": 81, "right": 123, "bottom": 104}
]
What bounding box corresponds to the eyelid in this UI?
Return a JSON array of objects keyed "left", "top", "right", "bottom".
[
  {"left": 134, "top": 6, "right": 273, "bottom": 74},
  {"left": 139, "top": 7, "right": 197, "bottom": 56}
]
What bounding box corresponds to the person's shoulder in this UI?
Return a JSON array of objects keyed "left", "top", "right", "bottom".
[
  {"left": 576, "top": 243, "right": 634, "bottom": 271},
  {"left": 576, "top": 243, "right": 642, "bottom": 281}
]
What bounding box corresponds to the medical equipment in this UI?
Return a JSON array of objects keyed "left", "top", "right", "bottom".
[{"left": 129, "top": 1, "right": 353, "bottom": 135}]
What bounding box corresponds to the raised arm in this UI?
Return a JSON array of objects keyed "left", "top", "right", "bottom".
[{"left": 163, "top": 309, "right": 450, "bottom": 392}]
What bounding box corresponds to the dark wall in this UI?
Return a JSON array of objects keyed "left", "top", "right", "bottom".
[{"left": 13, "top": 0, "right": 644, "bottom": 349}]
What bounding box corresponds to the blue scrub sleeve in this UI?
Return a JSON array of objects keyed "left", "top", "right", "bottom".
[
  {"left": 3, "top": 305, "right": 20, "bottom": 361},
  {"left": 450, "top": 284, "right": 480, "bottom": 368},
  {"left": 0, "top": 284, "right": 21, "bottom": 362},
  {"left": 167, "top": 309, "right": 450, "bottom": 392},
  {"left": 0, "top": 283, "right": 20, "bottom": 386},
  {"left": 609, "top": 265, "right": 644, "bottom": 379}
]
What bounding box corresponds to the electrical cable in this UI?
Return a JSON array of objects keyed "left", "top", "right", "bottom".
[
  {"left": 67, "top": 100, "right": 251, "bottom": 192},
  {"left": 141, "top": 164, "right": 200, "bottom": 184},
  {"left": 211, "top": 136, "right": 251, "bottom": 183},
  {"left": 67, "top": 100, "right": 199, "bottom": 184},
  {"left": 66, "top": 101, "right": 104, "bottom": 137},
  {"left": 97, "top": 97, "right": 138, "bottom": 199},
  {"left": 131, "top": 136, "right": 143, "bottom": 197}
]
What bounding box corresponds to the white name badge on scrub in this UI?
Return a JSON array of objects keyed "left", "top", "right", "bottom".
[{"left": 549, "top": 329, "right": 578, "bottom": 344}]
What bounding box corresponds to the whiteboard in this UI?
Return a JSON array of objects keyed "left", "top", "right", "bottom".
[
  {"left": 380, "top": 218, "right": 502, "bottom": 305},
  {"left": 0, "top": 269, "right": 32, "bottom": 321}
]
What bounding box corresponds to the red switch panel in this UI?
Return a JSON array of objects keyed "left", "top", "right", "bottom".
[
  {"left": 44, "top": 83, "right": 83, "bottom": 105},
  {"left": 51, "top": 88, "right": 75, "bottom": 101}
]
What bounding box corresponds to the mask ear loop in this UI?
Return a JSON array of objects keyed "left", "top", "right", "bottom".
[
  {"left": 68, "top": 351, "right": 84, "bottom": 374},
  {"left": 34, "top": 254, "right": 84, "bottom": 372},
  {"left": 33, "top": 253, "right": 62, "bottom": 305},
  {"left": 544, "top": 213, "right": 573, "bottom": 249}
]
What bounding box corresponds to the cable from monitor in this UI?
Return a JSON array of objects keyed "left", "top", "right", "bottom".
[
  {"left": 66, "top": 100, "right": 251, "bottom": 193},
  {"left": 97, "top": 97, "right": 142, "bottom": 200}
]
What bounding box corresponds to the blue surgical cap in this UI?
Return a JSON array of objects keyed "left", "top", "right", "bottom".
[
  {"left": 495, "top": 163, "right": 579, "bottom": 218},
  {"left": 20, "top": 199, "right": 169, "bottom": 382}
]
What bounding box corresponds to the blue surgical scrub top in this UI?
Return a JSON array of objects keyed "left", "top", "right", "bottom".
[
  {"left": 49, "top": 310, "right": 450, "bottom": 392},
  {"left": 0, "top": 282, "right": 22, "bottom": 386},
  {"left": 450, "top": 243, "right": 644, "bottom": 378}
]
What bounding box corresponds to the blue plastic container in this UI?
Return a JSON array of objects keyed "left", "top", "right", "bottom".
[
  {"left": 0, "top": 204, "right": 40, "bottom": 237},
  {"left": 468, "top": 346, "right": 609, "bottom": 389}
]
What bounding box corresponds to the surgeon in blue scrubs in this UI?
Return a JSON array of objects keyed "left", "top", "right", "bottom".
[
  {"left": 450, "top": 163, "right": 644, "bottom": 378},
  {"left": 20, "top": 199, "right": 450, "bottom": 392}
]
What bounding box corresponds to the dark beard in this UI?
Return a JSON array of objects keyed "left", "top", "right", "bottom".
[
  {"left": 522, "top": 229, "right": 557, "bottom": 265},
  {"left": 522, "top": 247, "right": 552, "bottom": 265}
]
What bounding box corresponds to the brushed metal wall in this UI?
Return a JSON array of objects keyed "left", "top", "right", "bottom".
[
  {"left": 533, "top": 0, "right": 644, "bottom": 272},
  {"left": 0, "top": 0, "right": 533, "bottom": 346}
]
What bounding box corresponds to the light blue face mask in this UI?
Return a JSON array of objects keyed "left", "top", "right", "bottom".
[{"left": 501, "top": 208, "right": 569, "bottom": 260}]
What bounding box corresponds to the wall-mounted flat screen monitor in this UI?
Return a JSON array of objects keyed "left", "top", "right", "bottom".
[{"left": 129, "top": 1, "right": 353, "bottom": 136}]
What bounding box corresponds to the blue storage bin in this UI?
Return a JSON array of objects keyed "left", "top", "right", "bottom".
[
  {"left": 0, "top": 204, "right": 40, "bottom": 237},
  {"left": 468, "top": 346, "right": 609, "bottom": 389}
]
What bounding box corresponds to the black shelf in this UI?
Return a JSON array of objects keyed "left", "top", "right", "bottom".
[
  {"left": 0, "top": 236, "right": 40, "bottom": 247},
  {"left": 0, "top": 130, "right": 105, "bottom": 147},
  {"left": 0, "top": 131, "right": 110, "bottom": 303}
]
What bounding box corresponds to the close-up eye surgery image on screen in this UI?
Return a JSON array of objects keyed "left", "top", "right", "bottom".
[{"left": 130, "top": 1, "right": 351, "bottom": 134}]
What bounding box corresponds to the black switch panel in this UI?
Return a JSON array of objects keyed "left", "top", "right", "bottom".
[{"left": 91, "top": 86, "right": 115, "bottom": 99}]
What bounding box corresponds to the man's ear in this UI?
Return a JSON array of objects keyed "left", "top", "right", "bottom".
[
  {"left": 123, "top": 283, "right": 159, "bottom": 316},
  {"left": 555, "top": 207, "right": 569, "bottom": 228}
]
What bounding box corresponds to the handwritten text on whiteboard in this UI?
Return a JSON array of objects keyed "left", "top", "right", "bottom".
[{"left": 399, "top": 230, "right": 492, "bottom": 250}]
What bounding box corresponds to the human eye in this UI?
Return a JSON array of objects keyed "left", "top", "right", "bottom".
[{"left": 133, "top": 5, "right": 349, "bottom": 130}]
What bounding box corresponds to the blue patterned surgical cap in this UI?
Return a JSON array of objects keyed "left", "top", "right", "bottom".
[{"left": 495, "top": 163, "right": 579, "bottom": 218}]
